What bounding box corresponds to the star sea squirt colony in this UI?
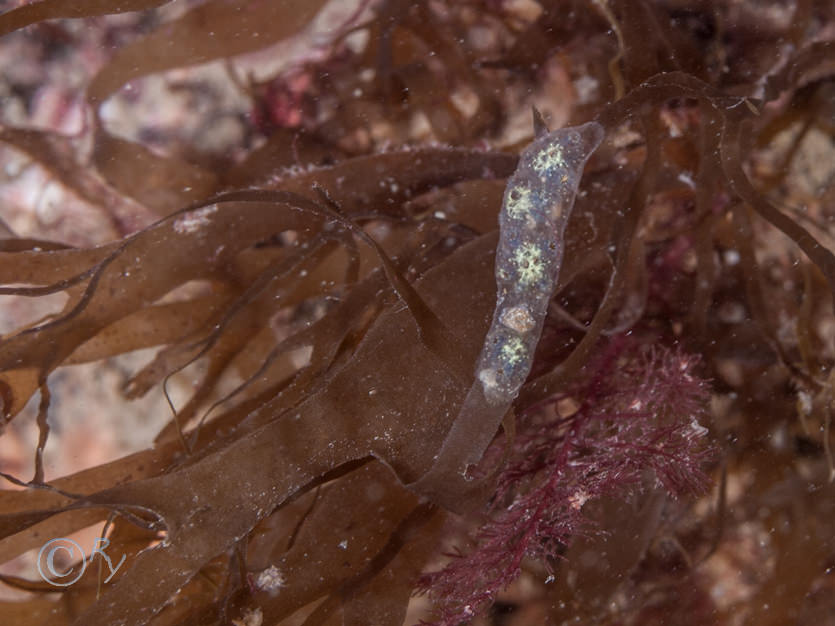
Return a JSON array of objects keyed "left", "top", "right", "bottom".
[{"left": 0, "top": 1, "right": 832, "bottom": 625}]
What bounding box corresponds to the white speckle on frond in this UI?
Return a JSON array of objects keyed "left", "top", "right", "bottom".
[
  {"left": 573, "top": 75, "right": 599, "bottom": 104},
  {"left": 173, "top": 205, "right": 217, "bottom": 234},
  {"left": 797, "top": 390, "right": 812, "bottom": 416},
  {"left": 689, "top": 419, "right": 708, "bottom": 438},
  {"left": 568, "top": 489, "right": 590, "bottom": 510},
  {"left": 678, "top": 171, "right": 696, "bottom": 188},
  {"left": 254, "top": 565, "right": 285, "bottom": 595}
]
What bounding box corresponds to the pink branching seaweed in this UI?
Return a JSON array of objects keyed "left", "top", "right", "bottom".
[{"left": 417, "top": 338, "right": 714, "bottom": 625}]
